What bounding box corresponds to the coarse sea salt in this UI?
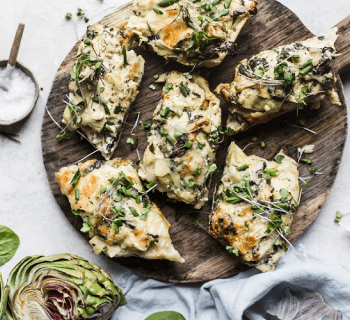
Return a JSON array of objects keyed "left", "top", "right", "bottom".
[{"left": 0, "top": 65, "right": 36, "bottom": 122}]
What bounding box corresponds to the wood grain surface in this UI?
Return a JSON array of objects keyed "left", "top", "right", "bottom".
[{"left": 42, "top": 0, "right": 350, "bottom": 283}]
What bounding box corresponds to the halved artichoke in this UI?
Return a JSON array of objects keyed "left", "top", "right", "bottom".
[{"left": 4, "top": 254, "right": 126, "bottom": 320}]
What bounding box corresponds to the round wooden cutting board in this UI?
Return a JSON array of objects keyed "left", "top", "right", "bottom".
[{"left": 42, "top": 0, "right": 350, "bottom": 283}]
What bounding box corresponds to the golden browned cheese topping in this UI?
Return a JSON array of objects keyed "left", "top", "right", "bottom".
[
  {"left": 138, "top": 71, "right": 221, "bottom": 209},
  {"left": 55, "top": 158, "right": 183, "bottom": 262},
  {"left": 215, "top": 28, "right": 340, "bottom": 135},
  {"left": 63, "top": 23, "right": 145, "bottom": 159},
  {"left": 209, "top": 142, "right": 299, "bottom": 272},
  {"left": 127, "top": 0, "right": 257, "bottom": 67}
]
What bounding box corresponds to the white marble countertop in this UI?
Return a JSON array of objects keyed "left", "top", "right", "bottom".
[{"left": 1, "top": 0, "right": 350, "bottom": 295}]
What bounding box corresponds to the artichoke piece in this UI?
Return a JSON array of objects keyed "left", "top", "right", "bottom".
[
  {"left": 5, "top": 253, "right": 126, "bottom": 320},
  {"left": 0, "top": 272, "right": 9, "bottom": 319}
]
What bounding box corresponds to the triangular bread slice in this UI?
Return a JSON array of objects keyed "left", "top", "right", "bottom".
[
  {"left": 56, "top": 158, "right": 183, "bottom": 262},
  {"left": 209, "top": 142, "right": 299, "bottom": 272}
]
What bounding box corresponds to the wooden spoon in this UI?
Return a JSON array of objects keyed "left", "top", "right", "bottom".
[{"left": 8, "top": 23, "right": 25, "bottom": 67}]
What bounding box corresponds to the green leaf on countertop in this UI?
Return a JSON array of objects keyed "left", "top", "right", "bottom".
[
  {"left": 145, "top": 311, "right": 186, "bottom": 320},
  {"left": 0, "top": 225, "right": 20, "bottom": 266}
]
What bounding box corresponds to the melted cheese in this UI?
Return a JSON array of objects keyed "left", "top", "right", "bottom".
[
  {"left": 209, "top": 142, "right": 299, "bottom": 272},
  {"left": 216, "top": 28, "right": 340, "bottom": 134},
  {"left": 55, "top": 158, "right": 183, "bottom": 262},
  {"left": 127, "top": 0, "right": 257, "bottom": 67},
  {"left": 63, "top": 23, "right": 145, "bottom": 159},
  {"left": 138, "top": 71, "right": 221, "bottom": 209}
]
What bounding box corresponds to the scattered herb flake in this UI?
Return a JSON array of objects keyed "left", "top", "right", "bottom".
[
  {"left": 301, "top": 158, "right": 312, "bottom": 164},
  {"left": 208, "top": 164, "right": 217, "bottom": 174},
  {"left": 335, "top": 210, "right": 342, "bottom": 223},
  {"left": 194, "top": 217, "right": 202, "bottom": 226},
  {"left": 126, "top": 136, "right": 137, "bottom": 149}
]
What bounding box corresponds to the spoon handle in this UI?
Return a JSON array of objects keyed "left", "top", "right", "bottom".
[{"left": 8, "top": 23, "right": 25, "bottom": 67}]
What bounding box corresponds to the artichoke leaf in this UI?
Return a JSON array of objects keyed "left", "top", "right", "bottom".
[
  {"left": 0, "top": 272, "right": 10, "bottom": 319},
  {"left": 5, "top": 254, "right": 126, "bottom": 320}
]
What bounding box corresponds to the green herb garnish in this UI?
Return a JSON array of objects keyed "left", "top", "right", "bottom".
[
  {"left": 237, "top": 165, "right": 249, "bottom": 171},
  {"left": 56, "top": 133, "right": 71, "bottom": 142},
  {"left": 198, "top": 142, "right": 205, "bottom": 149},
  {"left": 187, "top": 179, "right": 195, "bottom": 188},
  {"left": 75, "top": 188, "right": 80, "bottom": 201},
  {"left": 157, "top": 0, "right": 179, "bottom": 7},
  {"left": 163, "top": 83, "right": 173, "bottom": 92},
  {"left": 179, "top": 84, "right": 188, "bottom": 97},
  {"left": 274, "top": 155, "right": 285, "bottom": 164},
  {"left": 184, "top": 140, "right": 193, "bottom": 148},
  {"left": 208, "top": 164, "right": 217, "bottom": 174},
  {"left": 129, "top": 206, "right": 139, "bottom": 217},
  {"left": 70, "top": 169, "right": 81, "bottom": 187},
  {"left": 153, "top": 8, "right": 164, "bottom": 14},
  {"left": 226, "top": 246, "right": 239, "bottom": 256},
  {"left": 279, "top": 188, "right": 289, "bottom": 200}
]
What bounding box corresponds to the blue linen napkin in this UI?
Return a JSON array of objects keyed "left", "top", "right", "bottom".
[{"left": 113, "top": 245, "right": 350, "bottom": 319}]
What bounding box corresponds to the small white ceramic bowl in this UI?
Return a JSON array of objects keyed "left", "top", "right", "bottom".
[{"left": 0, "top": 60, "right": 39, "bottom": 126}]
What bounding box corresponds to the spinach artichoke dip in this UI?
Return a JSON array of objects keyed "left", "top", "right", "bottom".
[
  {"left": 209, "top": 142, "right": 299, "bottom": 272},
  {"left": 138, "top": 71, "right": 221, "bottom": 209},
  {"left": 56, "top": 158, "right": 183, "bottom": 262},
  {"left": 127, "top": 0, "right": 257, "bottom": 67},
  {"left": 216, "top": 28, "right": 340, "bottom": 135},
  {"left": 62, "top": 23, "right": 145, "bottom": 159}
]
